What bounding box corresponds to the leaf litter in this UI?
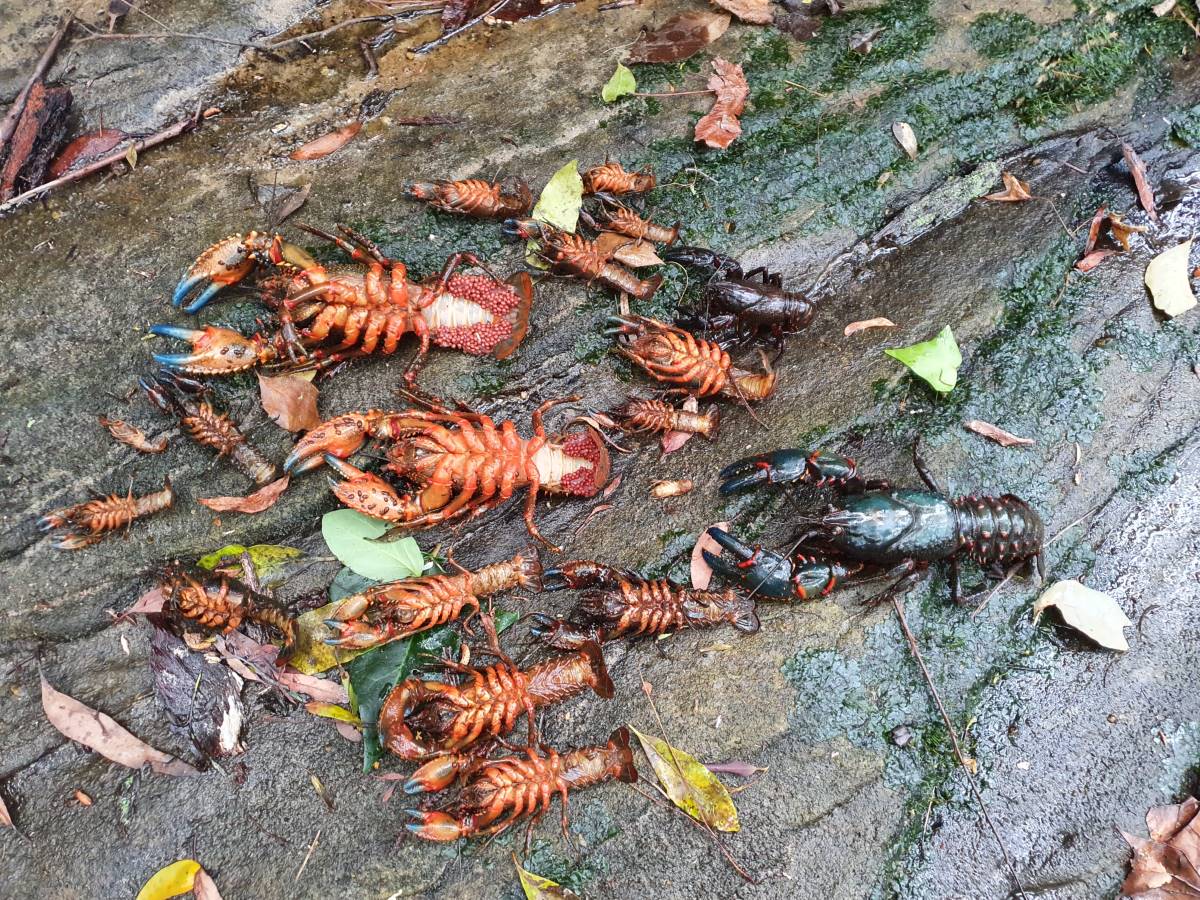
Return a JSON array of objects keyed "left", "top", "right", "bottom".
[
  {"left": 630, "top": 725, "right": 739, "bottom": 832},
  {"left": 695, "top": 59, "right": 748, "bottom": 150},
  {"left": 1032, "top": 580, "right": 1132, "bottom": 651}
]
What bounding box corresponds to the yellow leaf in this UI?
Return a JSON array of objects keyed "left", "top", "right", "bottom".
[
  {"left": 630, "top": 726, "right": 739, "bottom": 832},
  {"left": 287, "top": 600, "right": 368, "bottom": 674},
  {"left": 531, "top": 160, "right": 583, "bottom": 233},
  {"left": 514, "top": 854, "right": 578, "bottom": 898},
  {"left": 1032, "top": 580, "right": 1132, "bottom": 651},
  {"left": 305, "top": 701, "right": 362, "bottom": 726},
  {"left": 136, "top": 859, "right": 200, "bottom": 900},
  {"left": 1144, "top": 239, "right": 1197, "bottom": 318},
  {"left": 125, "top": 145, "right": 138, "bottom": 170}
]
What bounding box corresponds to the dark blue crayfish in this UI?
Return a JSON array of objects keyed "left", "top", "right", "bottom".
[{"left": 703, "top": 447, "right": 1046, "bottom": 605}]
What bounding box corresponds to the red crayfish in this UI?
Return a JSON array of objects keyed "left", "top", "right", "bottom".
[
  {"left": 530, "top": 561, "right": 759, "bottom": 648},
  {"left": 606, "top": 396, "right": 720, "bottom": 442},
  {"left": 405, "top": 727, "right": 636, "bottom": 842},
  {"left": 403, "top": 177, "right": 533, "bottom": 219},
  {"left": 153, "top": 225, "right": 533, "bottom": 383},
  {"left": 157, "top": 563, "right": 296, "bottom": 648},
  {"left": 581, "top": 161, "right": 656, "bottom": 196},
  {"left": 324, "top": 546, "right": 542, "bottom": 650},
  {"left": 503, "top": 218, "right": 663, "bottom": 300},
  {"left": 705, "top": 446, "right": 1046, "bottom": 605},
  {"left": 39, "top": 478, "right": 174, "bottom": 550},
  {"left": 283, "top": 398, "right": 610, "bottom": 552}
]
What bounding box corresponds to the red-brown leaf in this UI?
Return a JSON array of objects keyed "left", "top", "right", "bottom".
[
  {"left": 844, "top": 317, "right": 896, "bottom": 336},
  {"left": 193, "top": 869, "right": 224, "bottom": 900},
  {"left": 691, "top": 521, "right": 731, "bottom": 589},
  {"left": 289, "top": 121, "right": 362, "bottom": 161},
  {"left": 662, "top": 395, "right": 700, "bottom": 455},
  {"left": 1122, "top": 143, "right": 1158, "bottom": 221},
  {"left": 278, "top": 669, "right": 349, "bottom": 704},
  {"left": 983, "top": 171, "right": 1033, "bottom": 202},
  {"left": 963, "top": 420, "right": 1034, "bottom": 447},
  {"left": 627, "top": 12, "right": 731, "bottom": 64},
  {"left": 710, "top": 0, "right": 772, "bottom": 25},
  {"left": 258, "top": 373, "right": 320, "bottom": 432},
  {"left": 334, "top": 720, "right": 363, "bottom": 743},
  {"left": 49, "top": 129, "right": 130, "bottom": 178},
  {"left": 1082, "top": 206, "right": 1107, "bottom": 256},
  {"left": 695, "top": 59, "right": 748, "bottom": 150},
  {"left": 0, "top": 795, "right": 11, "bottom": 828},
  {"left": 41, "top": 675, "right": 199, "bottom": 777},
  {"left": 127, "top": 586, "right": 167, "bottom": 616},
  {"left": 1074, "top": 249, "right": 1115, "bottom": 273},
  {"left": 594, "top": 231, "right": 664, "bottom": 268},
  {"left": 198, "top": 475, "right": 290, "bottom": 514}
]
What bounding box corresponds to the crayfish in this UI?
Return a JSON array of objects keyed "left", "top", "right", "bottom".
[
  {"left": 530, "top": 561, "right": 759, "bottom": 649},
  {"left": 154, "top": 225, "right": 533, "bottom": 383},
  {"left": 39, "top": 477, "right": 174, "bottom": 550},
  {"left": 282, "top": 398, "right": 610, "bottom": 552},
  {"left": 405, "top": 727, "right": 636, "bottom": 842},
  {"left": 324, "top": 546, "right": 542, "bottom": 650},
  {"left": 704, "top": 447, "right": 1046, "bottom": 605},
  {"left": 139, "top": 371, "right": 278, "bottom": 486},
  {"left": 503, "top": 218, "right": 663, "bottom": 300},
  {"left": 607, "top": 315, "right": 777, "bottom": 402},
  {"left": 157, "top": 563, "right": 296, "bottom": 649},
  {"left": 607, "top": 396, "right": 720, "bottom": 442},
  {"left": 403, "top": 177, "right": 533, "bottom": 219},
  {"left": 666, "top": 246, "right": 818, "bottom": 348},
  {"left": 582, "top": 161, "right": 656, "bottom": 196}
]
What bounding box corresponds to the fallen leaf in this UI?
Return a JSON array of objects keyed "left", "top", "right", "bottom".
[
  {"left": 124, "top": 145, "right": 138, "bottom": 170},
  {"left": 149, "top": 625, "right": 245, "bottom": 759},
  {"left": 626, "top": 11, "right": 731, "bottom": 64},
  {"left": 1145, "top": 240, "right": 1197, "bottom": 318},
  {"left": 198, "top": 475, "right": 290, "bottom": 514},
  {"left": 691, "top": 521, "right": 731, "bottom": 589},
  {"left": 706, "top": 760, "right": 767, "bottom": 778},
  {"left": 892, "top": 121, "right": 918, "bottom": 160},
  {"left": 49, "top": 129, "right": 129, "bottom": 178},
  {"left": 963, "top": 420, "right": 1034, "bottom": 447},
  {"left": 305, "top": 701, "right": 362, "bottom": 726},
  {"left": 1075, "top": 249, "right": 1116, "bottom": 273},
  {"left": 136, "top": 859, "right": 200, "bottom": 900},
  {"left": 334, "top": 720, "right": 362, "bottom": 743},
  {"left": 127, "top": 586, "right": 167, "bottom": 616},
  {"left": 532, "top": 159, "right": 583, "bottom": 233},
  {"left": 1153, "top": 0, "right": 1178, "bottom": 14},
  {"left": 844, "top": 317, "right": 896, "bottom": 336},
  {"left": 695, "top": 58, "right": 748, "bottom": 151},
  {"left": 41, "top": 674, "right": 200, "bottom": 776},
  {"left": 849, "top": 25, "right": 885, "bottom": 53},
  {"left": 631, "top": 726, "right": 739, "bottom": 832},
  {"left": 1, "top": 81, "right": 72, "bottom": 201},
  {"left": 884, "top": 325, "right": 962, "bottom": 393},
  {"left": 1122, "top": 143, "right": 1158, "bottom": 221},
  {"left": 1108, "top": 213, "right": 1148, "bottom": 251},
  {"left": 1121, "top": 799, "right": 1200, "bottom": 897},
  {"left": 515, "top": 853, "right": 579, "bottom": 898},
  {"left": 661, "top": 396, "right": 701, "bottom": 455},
  {"left": 710, "top": 0, "right": 772, "bottom": 25},
  {"left": 196, "top": 543, "right": 303, "bottom": 581},
  {"left": 258, "top": 373, "right": 320, "bottom": 432},
  {"left": 192, "top": 869, "right": 224, "bottom": 900},
  {"left": 775, "top": 12, "right": 824, "bottom": 41},
  {"left": 0, "top": 795, "right": 11, "bottom": 827},
  {"left": 593, "top": 231, "right": 663, "bottom": 268},
  {"left": 983, "top": 171, "right": 1033, "bottom": 202},
  {"left": 650, "top": 479, "right": 693, "bottom": 498},
  {"left": 289, "top": 121, "right": 362, "bottom": 161},
  {"left": 254, "top": 179, "right": 310, "bottom": 226},
  {"left": 322, "top": 510, "right": 425, "bottom": 581},
  {"left": 1032, "top": 580, "right": 1132, "bottom": 651},
  {"left": 278, "top": 669, "right": 349, "bottom": 703},
  {"left": 601, "top": 473, "right": 623, "bottom": 499},
  {"left": 602, "top": 63, "right": 637, "bottom": 103},
  {"left": 1082, "top": 206, "right": 1107, "bottom": 257},
  {"left": 98, "top": 416, "right": 168, "bottom": 453}
]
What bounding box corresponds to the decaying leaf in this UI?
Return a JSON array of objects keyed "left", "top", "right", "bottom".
[
  {"left": 515, "top": 853, "right": 579, "bottom": 898},
  {"left": 849, "top": 25, "right": 885, "bottom": 53},
  {"left": 289, "top": 121, "right": 362, "bottom": 161},
  {"left": 661, "top": 396, "right": 701, "bottom": 456},
  {"left": 1145, "top": 240, "right": 1197, "bottom": 318},
  {"left": 192, "top": 869, "right": 224, "bottom": 900},
  {"left": 278, "top": 669, "right": 348, "bottom": 703},
  {"left": 1122, "top": 142, "right": 1158, "bottom": 221},
  {"left": 254, "top": 179, "right": 311, "bottom": 226},
  {"left": 0, "top": 794, "right": 12, "bottom": 828},
  {"left": 1075, "top": 249, "right": 1115, "bottom": 273},
  {"left": 531, "top": 159, "right": 583, "bottom": 233},
  {"left": 706, "top": 760, "right": 767, "bottom": 778},
  {"left": 710, "top": 0, "right": 772, "bottom": 25},
  {"left": 305, "top": 701, "right": 362, "bottom": 726},
  {"left": 98, "top": 416, "right": 168, "bottom": 453},
  {"left": 775, "top": 0, "right": 841, "bottom": 42},
  {"left": 1075, "top": 207, "right": 1148, "bottom": 272},
  {"left": 258, "top": 373, "right": 320, "bottom": 432},
  {"left": 41, "top": 674, "right": 199, "bottom": 776},
  {"left": 594, "top": 231, "right": 664, "bottom": 268},
  {"left": 844, "top": 317, "right": 896, "bottom": 336},
  {"left": 691, "top": 521, "right": 731, "bottom": 590},
  {"left": 631, "top": 726, "right": 739, "bottom": 832},
  {"left": 626, "top": 11, "right": 731, "bottom": 64},
  {"left": 198, "top": 475, "right": 290, "bottom": 514},
  {"left": 127, "top": 586, "right": 167, "bottom": 616},
  {"left": 1108, "top": 213, "right": 1147, "bottom": 251},
  {"left": 602, "top": 63, "right": 637, "bottom": 103},
  {"left": 1, "top": 81, "right": 72, "bottom": 201},
  {"left": 695, "top": 58, "right": 748, "bottom": 151},
  {"left": 1032, "top": 580, "right": 1132, "bottom": 651},
  {"left": 650, "top": 479, "right": 693, "bottom": 498},
  {"left": 440, "top": 0, "right": 474, "bottom": 32},
  {"left": 136, "top": 859, "right": 201, "bottom": 900},
  {"left": 196, "top": 543, "right": 303, "bottom": 581},
  {"left": 983, "top": 171, "right": 1033, "bottom": 202},
  {"left": 963, "top": 420, "right": 1034, "bottom": 447},
  {"left": 892, "top": 121, "right": 918, "bottom": 160},
  {"left": 884, "top": 325, "right": 961, "bottom": 394},
  {"left": 149, "top": 625, "right": 245, "bottom": 759},
  {"left": 49, "top": 129, "right": 130, "bottom": 178},
  {"left": 1120, "top": 796, "right": 1200, "bottom": 898}
]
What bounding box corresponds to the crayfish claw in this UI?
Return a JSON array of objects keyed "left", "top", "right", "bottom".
[
  {"left": 173, "top": 233, "right": 269, "bottom": 312},
  {"left": 702, "top": 527, "right": 796, "bottom": 600},
  {"left": 283, "top": 413, "right": 372, "bottom": 473},
  {"left": 404, "top": 810, "right": 466, "bottom": 842},
  {"left": 150, "top": 324, "right": 269, "bottom": 375},
  {"left": 717, "top": 449, "right": 813, "bottom": 494}
]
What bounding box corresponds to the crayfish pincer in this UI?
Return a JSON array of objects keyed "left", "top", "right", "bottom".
[{"left": 705, "top": 447, "right": 1045, "bottom": 605}]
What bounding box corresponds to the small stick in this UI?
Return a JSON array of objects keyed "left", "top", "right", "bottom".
[
  {"left": 892, "top": 596, "right": 1029, "bottom": 900},
  {"left": 293, "top": 828, "right": 321, "bottom": 882},
  {"left": 410, "top": 0, "right": 512, "bottom": 55},
  {"left": 0, "top": 107, "right": 217, "bottom": 216},
  {"left": 0, "top": 14, "right": 73, "bottom": 151},
  {"left": 630, "top": 90, "right": 715, "bottom": 99},
  {"left": 360, "top": 37, "right": 380, "bottom": 78},
  {"left": 626, "top": 781, "right": 755, "bottom": 883}
]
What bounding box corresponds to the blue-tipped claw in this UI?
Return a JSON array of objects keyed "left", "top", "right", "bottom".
[
  {"left": 173, "top": 273, "right": 206, "bottom": 307},
  {"left": 149, "top": 323, "right": 206, "bottom": 341},
  {"left": 182, "top": 282, "right": 223, "bottom": 314},
  {"left": 152, "top": 352, "right": 193, "bottom": 369}
]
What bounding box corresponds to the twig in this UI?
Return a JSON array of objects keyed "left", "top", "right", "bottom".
[
  {"left": 1047, "top": 502, "right": 1103, "bottom": 546},
  {"left": 294, "top": 828, "right": 321, "bottom": 882},
  {"left": 783, "top": 79, "right": 829, "bottom": 98},
  {"left": 626, "top": 781, "right": 756, "bottom": 883},
  {"left": 892, "top": 596, "right": 1029, "bottom": 900},
  {"left": 73, "top": 23, "right": 273, "bottom": 53},
  {"left": 360, "top": 37, "right": 380, "bottom": 78},
  {"left": 0, "top": 106, "right": 216, "bottom": 216},
  {"left": 0, "top": 14, "right": 73, "bottom": 151},
  {"left": 970, "top": 563, "right": 1020, "bottom": 618},
  {"left": 631, "top": 90, "right": 715, "bottom": 99},
  {"left": 410, "top": 0, "right": 512, "bottom": 55},
  {"left": 265, "top": 15, "right": 402, "bottom": 51}
]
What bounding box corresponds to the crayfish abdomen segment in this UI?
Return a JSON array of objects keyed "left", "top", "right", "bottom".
[{"left": 951, "top": 494, "right": 1045, "bottom": 566}]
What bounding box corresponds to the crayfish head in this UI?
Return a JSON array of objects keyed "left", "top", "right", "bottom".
[
  {"left": 150, "top": 324, "right": 270, "bottom": 375},
  {"left": 501, "top": 217, "right": 543, "bottom": 240}
]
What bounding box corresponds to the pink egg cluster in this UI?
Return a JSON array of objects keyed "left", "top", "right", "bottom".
[
  {"left": 431, "top": 275, "right": 521, "bottom": 354},
  {"left": 434, "top": 321, "right": 513, "bottom": 355},
  {"left": 445, "top": 274, "right": 520, "bottom": 315},
  {"left": 559, "top": 431, "right": 603, "bottom": 496}
]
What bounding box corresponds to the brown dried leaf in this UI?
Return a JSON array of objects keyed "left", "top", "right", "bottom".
[
  {"left": 193, "top": 868, "right": 224, "bottom": 900},
  {"left": 627, "top": 12, "right": 731, "bottom": 64},
  {"left": 258, "top": 373, "right": 320, "bottom": 432},
  {"left": 1082, "top": 206, "right": 1107, "bottom": 256},
  {"left": 1075, "top": 249, "right": 1116, "bottom": 273},
  {"left": 441, "top": 0, "right": 474, "bottom": 31},
  {"left": 892, "top": 121, "right": 918, "bottom": 160},
  {"left": 41, "top": 674, "right": 199, "bottom": 777},
  {"left": 594, "top": 231, "right": 664, "bottom": 268},
  {"left": 279, "top": 669, "right": 349, "bottom": 704},
  {"left": 661, "top": 395, "right": 700, "bottom": 455},
  {"left": 601, "top": 473, "right": 623, "bottom": 500},
  {"left": 691, "top": 521, "right": 731, "bottom": 589},
  {"left": 775, "top": 12, "right": 824, "bottom": 42},
  {"left": 650, "top": 479, "right": 693, "bottom": 498},
  {"left": 1108, "top": 212, "right": 1148, "bottom": 251},
  {"left": 127, "top": 586, "right": 167, "bottom": 616},
  {"left": 710, "top": 0, "right": 772, "bottom": 25},
  {"left": 695, "top": 58, "right": 748, "bottom": 151},
  {"left": 254, "top": 179, "right": 311, "bottom": 226},
  {"left": 289, "top": 121, "right": 362, "bottom": 161},
  {"left": 1122, "top": 143, "right": 1158, "bottom": 221},
  {"left": 844, "top": 317, "right": 896, "bottom": 336},
  {"left": 1148, "top": 798, "right": 1200, "bottom": 844},
  {"left": 0, "top": 794, "right": 11, "bottom": 828},
  {"left": 849, "top": 25, "right": 885, "bottom": 53},
  {"left": 198, "top": 475, "right": 290, "bottom": 514},
  {"left": 983, "top": 171, "right": 1033, "bottom": 202},
  {"left": 49, "top": 129, "right": 129, "bottom": 178},
  {"left": 963, "top": 420, "right": 1034, "bottom": 447}
]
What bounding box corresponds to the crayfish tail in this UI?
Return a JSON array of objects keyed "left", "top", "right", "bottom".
[{"left": 607, "top": 726, "right": 639, "bottom": 784}]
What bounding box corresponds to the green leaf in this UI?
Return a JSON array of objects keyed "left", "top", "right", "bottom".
[
  {"left": 305, "top": 701, "right": 362, "bottom": 725},
  {"left": 350, "top": 609, "right": 520, "bottom": 773},
  {"left": 601, "top": 63, "right": 637, "bottom": 103},
  {"left": 884, "top": 325, "right": 962, "bottom": 394},
  {"left": 196, "top": 544, "right": 303, "bottom": 580},
  {"left": 321, "top": 509, "right": 425, "bottom": 581},
  {"left": 328, "top": 566, "right": 379, "bottom": 603},
  {"left": 630, "top": 726, "right": 740, "bottom": 832},
  {"left": 531, "top": 159, "right": 583, "bottom": 233}
]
